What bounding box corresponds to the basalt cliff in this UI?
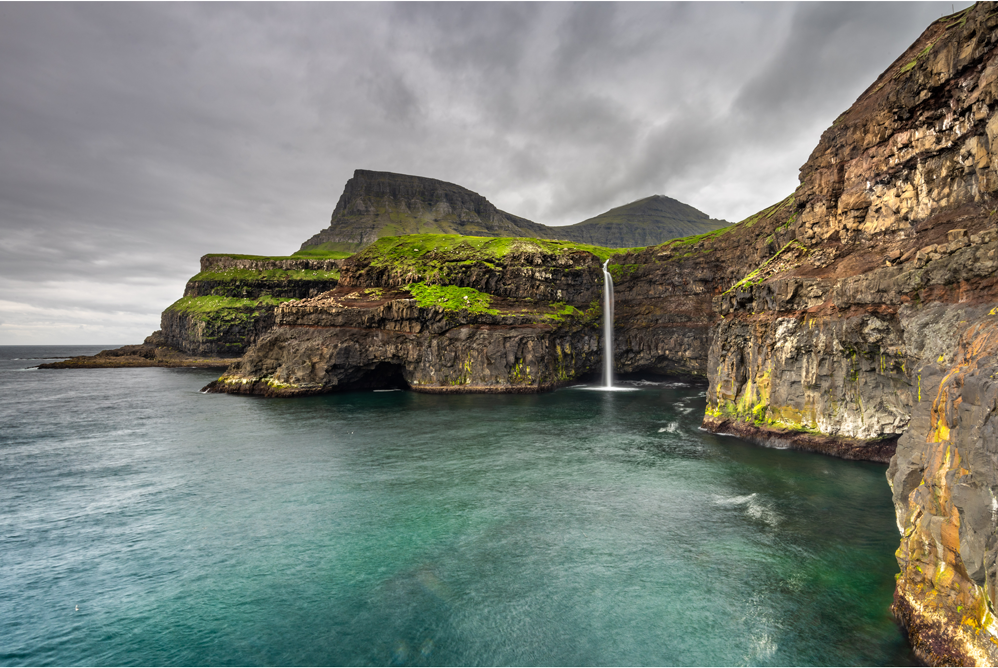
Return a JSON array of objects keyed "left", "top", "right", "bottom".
[{"left": 206, "top": 5, "right": 998, "bottom": 664}]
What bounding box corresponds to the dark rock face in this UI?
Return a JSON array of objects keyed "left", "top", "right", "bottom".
[
  {"left": 206, "top": 239, "right": 607, "bottom": 395},
  {"left": 159, "top": 255, "right": 341, "bottom": 357},
  {"left": 37, "top": 335, "right": 238, "bottom": 369},
  {"left": 205, "top": 289, "right": 601, "bottom": 396}
]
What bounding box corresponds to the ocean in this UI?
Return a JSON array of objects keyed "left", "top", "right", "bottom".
[{"left": 0, "top": 345, "right": 912, "bottom": 666}]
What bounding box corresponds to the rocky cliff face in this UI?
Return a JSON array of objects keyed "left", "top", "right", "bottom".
[
  {"left": 205, "top": 236, "right": 607, "bottom": 395},
  {"left": 698, "top": 4, "right": 998, "bottom": 663},
  {"left": 160, "top": 254, "right": 341, "bottom": 356}
]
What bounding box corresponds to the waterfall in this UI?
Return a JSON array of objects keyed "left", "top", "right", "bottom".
[{"left": 602, "top": 259, "right": 614, "bottom": 388}]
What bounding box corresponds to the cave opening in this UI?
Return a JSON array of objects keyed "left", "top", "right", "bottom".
[{"left": 341, "top": 362, "right": 410, "bottom": 391}]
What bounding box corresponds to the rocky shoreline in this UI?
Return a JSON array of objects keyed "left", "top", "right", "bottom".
[{"left": 38, "top": 339, "right": 239, "bottom": 369}]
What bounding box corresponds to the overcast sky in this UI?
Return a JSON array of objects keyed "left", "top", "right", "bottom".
[{"left": 0, "top": 2, "right": 972, "bottom": 345}]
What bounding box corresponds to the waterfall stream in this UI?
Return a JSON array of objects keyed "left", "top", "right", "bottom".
[{"left": 602, "top": 259, "right": 614, "bottom": 388}]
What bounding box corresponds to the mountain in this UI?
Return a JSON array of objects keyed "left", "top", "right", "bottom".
[
  {"left": 549, "top": 195, "right": 728, "bottom": 247},
  {"left": 299, "top": 170, "right": 551, "bottom": 253},
  {"left": 299, "top": 169, "right": 729, "bottom": 252}
]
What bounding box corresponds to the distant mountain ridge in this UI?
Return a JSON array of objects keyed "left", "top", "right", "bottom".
[
  {"left": 552, "top": 195, "right": 729, "bottom": 248},
  {"left": 300, "top": 170, "right": 729, "bottom": 252}
]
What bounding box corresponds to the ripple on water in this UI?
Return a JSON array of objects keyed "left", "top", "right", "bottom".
[{"left": 0, "top": 349, "right": 913, "bottom": 666}]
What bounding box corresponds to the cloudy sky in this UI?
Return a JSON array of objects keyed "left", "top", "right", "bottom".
[{"left": 0, "top": 1, "right": 972, "bottom": 345}]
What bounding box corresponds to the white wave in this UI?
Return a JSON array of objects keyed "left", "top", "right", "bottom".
[
  {"left": 657, "top": 422, "right": 679, "bottom": 433},
  {"left": 698, "top": 427, "right": 737, "bottom": 437},
  {"left": 746, "top": 632, "right": 778, "bottom": 662},
  {"left": 373, "top": 389, "right": 401, "bottom": 392},
  {"left": 625, "top": 379, "right": 689, "bottom": 388},
  {"left": 712, "top": 493, "right": 780, "bottom": 527},
  {"left": 577, "top": 385, "right": 638, "bottom": 392},
  {"left": 713, "top": 493, "right": 757, "bottom": 507}
]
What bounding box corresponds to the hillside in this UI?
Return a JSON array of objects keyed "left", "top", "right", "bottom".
[
  {"left": 300, "top": 169, "right": 729, "bottom": 252},
  {"left": 549, "top": 195, "right": 728, "bottom": 247}
]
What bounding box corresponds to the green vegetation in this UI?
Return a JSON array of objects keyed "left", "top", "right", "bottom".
[
  {"left": 544, "top": 302, "right": 584, "bottom": 322},
  {"left": 190, "top": 267, "right": 340, "bottom": 282},
  {"left": 166, "top": 295, "right": 293, "bottom": 318},
  {"left": 607, "top": 263, "right": 643, "bottom": 278},
  {"left": 739, "top": 193, "right": 797, "bottom": 229},
  {"left": 656, "top": 224, "right": 734, "bottom": 251},
  {"left": 291, "top": 244, "right": 357, "bottom": 258},
  {"left": 360, "top": 234, "right": 641, "bottom": 283},
  {"left": 552, "top": 194, "right": 730, "bottom": 247},
  {"left": 204, "top": 251, "right": 350, "bottom": 262},
  {"left": 941, "top": 4, "right": 974, "bottom": 29},
  {"left": 898, "top": 38, "right": 939, "bottom": 77},
  {"left": 722, "top": 240, "right": 811, "bottom": 295},
  {"left": 405, "top": 282, "right": 499, "bottom": 315}
]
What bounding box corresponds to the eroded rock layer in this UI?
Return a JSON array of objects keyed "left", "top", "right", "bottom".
[{"left": 160, "top": 254, "right": 341, "bottom": 356}]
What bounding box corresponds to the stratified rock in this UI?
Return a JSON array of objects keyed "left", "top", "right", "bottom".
[{"left": 159, "top": 254, "right": 342, "bottom": 356}]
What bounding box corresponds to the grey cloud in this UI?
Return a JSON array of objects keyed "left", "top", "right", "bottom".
[{"left": 0, "top": 1, "right": 974, "bottom": 344}]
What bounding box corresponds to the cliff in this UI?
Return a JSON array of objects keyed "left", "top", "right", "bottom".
[
  {"left": 159, "top": 254, "right": 342, "bottom": 356},
  {"left": 300, "top": 169, "right": 729, "bottom": 253},
  {"left": 698, "top": 4, "right": 998, "bottom": 663}
]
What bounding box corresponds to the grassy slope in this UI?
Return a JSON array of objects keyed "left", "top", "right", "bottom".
[{"left": 360, "top": 233, "right": 642, "bottom": 272}]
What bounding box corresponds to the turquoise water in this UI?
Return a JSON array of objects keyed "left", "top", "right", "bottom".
[{"left": 0, "top": 346, "right": 912, "bottom": 666}]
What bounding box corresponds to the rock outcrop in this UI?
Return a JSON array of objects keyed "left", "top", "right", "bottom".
[
  {"left": 160, "top": 254, "right": 341, "bottom": 357},
  {"left": 205, "top": 236, "right": 607, "bottom": 395},
  {"left": 37, "top": 335, "right": 239, "bottom": 369}
]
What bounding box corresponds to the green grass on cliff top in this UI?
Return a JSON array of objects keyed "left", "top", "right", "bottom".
[
  {"left": 190, "top": 267, "right": 341, "bottom": 282},
  {"left": 203, "top": 250, "right": 354, "bottom": 261},
  {"left": 362, "top": 234, "right": 643, "bottom": 267},
  {"left": 165, "top": 295, "right": 294, "bottom": 318},
  {"left": 406, "top": 282, "right": 499, "bottom": 315}
]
